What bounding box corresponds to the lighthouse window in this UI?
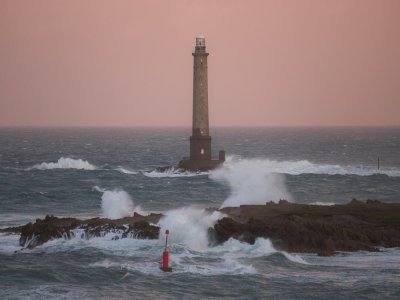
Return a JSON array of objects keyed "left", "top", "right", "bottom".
[{"left": 201, "top": 149, "right": 204, "bottom": 155}]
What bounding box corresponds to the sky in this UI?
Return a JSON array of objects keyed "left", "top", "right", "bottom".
[{"left": 1, "top": 0, "right": 399, "bottom": 127}]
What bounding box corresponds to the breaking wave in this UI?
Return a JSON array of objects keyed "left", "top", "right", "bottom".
[
  {"left": 143, "top": 167, "right": 207, "bottom": 178},
  {"left": 210, "top": 238, "right": 309, "bottom": 265},
  {"left": 0, "top": 204, "right": 310, "bottom": 278},
  {"left": 210, "top": 155, "right": 400, "bottom": 208},
  {"left": 158, "top": 207, "right": 224, "bottom": 251},
  {"left": 27, "top": 158, "right": 139, "bottom": 175},
  {"left": 115, "top": 167, "right": 138, "bottom": 175},
  {"left": 210, "top": 157, "right": 293, "bottom": 207},
  {"left": 310, "top": 202, "right": 336, "bottom": 206},
  {"left": 27, "top": 157, "right": 96, "bottom": 171},
  {"left": 101, "top": 190, "right": 143, "bottom": 219},
  {"left": 92, "top": 186, "right": 106, "bottom": 193},
  {"left": 221, "top": 156, "right": 400, "bottom": 177}
]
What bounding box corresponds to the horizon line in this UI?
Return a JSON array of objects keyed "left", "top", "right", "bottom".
[{"left": 0, "top": 125, "right": 399, "bottom": 129}]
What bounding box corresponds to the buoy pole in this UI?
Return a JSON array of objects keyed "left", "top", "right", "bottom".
[
  {"left": 378, "top": 157, "right": 380, "bottom": 170},
  {"left": 161, "top": 229, "right": 172, "bottom": 272}
]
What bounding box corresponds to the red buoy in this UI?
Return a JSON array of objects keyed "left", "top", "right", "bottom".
[{"left": 161, "top": 229, "right": 172, "bottom": 272}]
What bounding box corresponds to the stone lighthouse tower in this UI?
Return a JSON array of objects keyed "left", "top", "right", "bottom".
[{"left": 178, "top": 35, "right": 225, "bottom": 171}]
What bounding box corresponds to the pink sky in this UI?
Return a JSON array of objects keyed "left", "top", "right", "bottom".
[{"left": 1, "top": 0, "right": 399, "bottom": 127}]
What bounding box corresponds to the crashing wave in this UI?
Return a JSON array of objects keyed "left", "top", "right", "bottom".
[
  {"left": 115, "top": 167, "right": 138, "bottom": 175},
  {"left": 143, "top": 167, "right": 208, "bottom": 178},
  {"left": 219, "top": 155, "right": 400, "bottom": 177},
  {"left": 27, "top": 157, "right": 96, "bottom": 171}
]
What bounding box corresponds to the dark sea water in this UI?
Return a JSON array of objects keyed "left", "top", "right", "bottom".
[{"left": 0, "top": 127, "right": 399, "bottom": 299}]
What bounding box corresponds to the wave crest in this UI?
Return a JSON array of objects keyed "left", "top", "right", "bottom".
[
  {"left": 28, "top": 157, "right": 96, "bottom": 171},
  {"left": 143, "top": 167, "right": 207, "bottom": 178},
  {"left": 115, "top": 167, "right": 138, "bottom": 175},
  {"left": 211, "top": 157, "right": 293, "bottom": 207},
  {"left": 221, "top": 155, "right": 400, "bottom": 177}
]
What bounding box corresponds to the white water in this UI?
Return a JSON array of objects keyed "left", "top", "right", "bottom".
[
  {"left": 210, "top": 155, "right": 400, "bottom": 208},
  {"left": 92, "top": 185, "right": 107, "bottom": 193},
  {"left": 26, "top": 155, "right": 400, "bottom": 177},
  {"left": 28, "top": 157, "right": 96, "bottom": 171},
  {"left": 210, "top": 157, "right": 293, "bottom": 207},
  {"left": 310, "top": 202, "right": 336, "bottom": 206},
  {"left": 219, "top": 156, "right": 400, "bottom": 177},
  {"left": 115, "top": 167, "right": 138, "bottom": 175},
  {"left": 101, "top": 190, "right": 143, "bottom": 219},
  {"left": 158, "top": 207, "right": 224, "bottom": 251},
  {"left": 143, "top": 168, "right": 207, "bottom": 178}
]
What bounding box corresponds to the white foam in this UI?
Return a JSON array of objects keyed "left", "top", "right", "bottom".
[
  {"left": 143, "top": 167, "right": 207, "bottom": 178},
  {"left": 158, "top": 207, "right": 224, "bottom": 251},
  {"left": 101, "top": 190, "right": 144, "bottom": 219},
  {"left": 168, "top": 255, "right": 257, "bottom": 275},
  {"left": 219, "top": 155, "right": 400, "bottom": 177},
  {"left": 210, "top": 157, "right": 293, "bottom": 207},
  {"left": 211, "top": 155, "right": 400, "bottom": 208},
  {"left": 39, "top": 229, "right": 157, "bottom": 255},
  {"left": 92, "top": 185, "right": 106, "bottom": 193},
  {"left": 115, "top": 167, "right": 138, "bottom": 175},
  {"left": 211, "top": 238, "right": 307, "bottom": 263},
  {"left": 310, "top": 202, "right": 336, "bottom": 206},
  {"left": 28, "top": 157, "right": 96, "bottom": 171},
  {"left": 211, "top": 237, "right": 276, "bottom": 257}
]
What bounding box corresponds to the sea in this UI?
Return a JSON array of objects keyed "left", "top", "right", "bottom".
[{"left": 0, "top": 127, "right": 399, "bottom": 299}]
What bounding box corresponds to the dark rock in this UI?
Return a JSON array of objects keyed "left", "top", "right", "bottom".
[
  {"left": 19, "top": 215, "right": 79, "bottom": 249},
  {"left": 366, "top": 199, "right": 381, "bottom": 204},
  {"left": 214, "top": 201, "right": 400, "bottom": 256},
  {"left": 5, "top": 200, "right": 400, "bottom": 256},
  {"left": 11, "top": 213, "right": 163, "bottom": 249},
  {"left": 350, "top": 198, "right": 363, "bottom": 205},
  {"left": 154, "top": 166, "right": 173, "bottom": 172}
]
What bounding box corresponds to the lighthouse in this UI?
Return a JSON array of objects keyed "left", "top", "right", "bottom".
[{"left": 178, "top": 35, "right": 225, "bottom": 171}]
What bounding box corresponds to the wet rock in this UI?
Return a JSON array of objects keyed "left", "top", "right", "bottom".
[
  {"left": 11, "top": 213, "right": 163, "bottom": 249},
  {"left": 19, "top": 215, "right": 79, "bottom": 249},
  {"left": 215, "top": 200, "right": 400, "bottom": 256},
  {"left": 5, "top": 199, "right": 400, "bottom": 256}
]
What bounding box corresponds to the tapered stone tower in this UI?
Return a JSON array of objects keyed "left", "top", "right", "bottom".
[{"left": 178, "top": 35, "right": 225, "bottom": 171}]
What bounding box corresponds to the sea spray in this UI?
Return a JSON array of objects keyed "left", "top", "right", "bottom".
[
  {"left": 115, "top": 167, "right": 138, "bottom": 175},
  {"left": 157, "top": 207, "right": 224, "bottom": 251},
  {"left": 210, "top": 156, "right": 293, "bottom": 207},
  {"left": 101, "top": 190, "right": 143, "bottom": 219},
  {"left": 92, "top": 186, "right": 106, "bottom": 193},
  {"left": 28, "top": 157, "right": 96, "bottom": 170},
  {"left": 143, "top": 168, "right": 207, "bottom": 178},
  {"left": 215, "top": 156, "right": 400, "bottom": 177}
]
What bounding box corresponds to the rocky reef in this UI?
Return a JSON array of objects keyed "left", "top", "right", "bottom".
[
  {"left": 2, "top": 213, "right": 162, "bottom": 250},
  {"left": 2, "top": 199, "right": 400, "bottom": 256},
  {"left": 210, "top": 199, "right": 400, "bottom": 256}
]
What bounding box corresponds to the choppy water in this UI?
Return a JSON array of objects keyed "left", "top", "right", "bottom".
[{"left": 0, "top": 127, "right": 399, "bottom": 299}]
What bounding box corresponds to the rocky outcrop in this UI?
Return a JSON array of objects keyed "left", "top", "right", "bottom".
[
  {"left": 2, "top": 199, "right": 400, "bottom": 255},
  {"left": 2, "top": 213, "right": 162, "bottom": 250},
  {"left": 211, "top": 200, "right": 400, "bottom": 256},
  {"left": 19, "top": 215, "right": 80, "bottom": 249}
]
